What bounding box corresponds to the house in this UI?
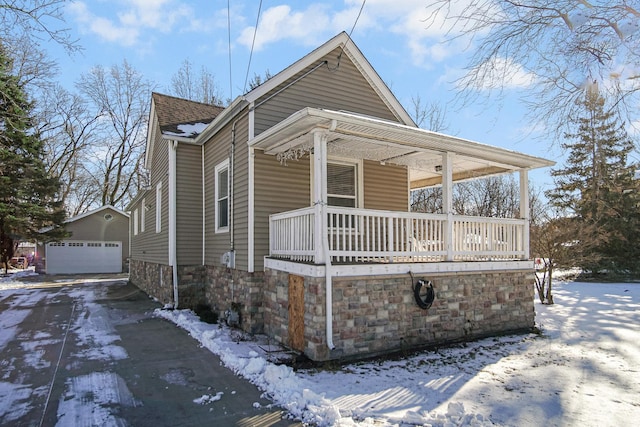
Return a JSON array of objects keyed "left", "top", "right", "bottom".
[
  {"left": 40, "top": 205, "right": 129, "bottom": 275},
  {"left": 127, "top": 33, "right": 554, "bottom": 362}
]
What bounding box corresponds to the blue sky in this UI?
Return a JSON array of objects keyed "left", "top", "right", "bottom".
[{"left": 46, "top": 0, "right": 560, "bottom": 191}]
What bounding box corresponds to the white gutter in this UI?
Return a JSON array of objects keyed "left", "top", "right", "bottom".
[{"left": 168, "top": 140, "right": 179, "bottom": 308}]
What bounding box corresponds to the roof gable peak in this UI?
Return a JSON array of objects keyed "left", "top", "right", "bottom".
[{"left": 244, "top": 32, "right": 415, "bottom": 126}]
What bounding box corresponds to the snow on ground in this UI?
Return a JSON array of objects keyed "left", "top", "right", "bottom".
[
  {"left": 155, "top": 278, "right": 640, "bottom": 427},
  {"left": 1, "top": 269, "right": 639, "bottom": 426}
]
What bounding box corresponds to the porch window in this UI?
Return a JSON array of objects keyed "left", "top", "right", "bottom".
[
  {"left": 327, "top": 161, "right": 357, "bottom": 207},
  {"left": 215, "top": 159, "right": 229, "bottom": 232}
]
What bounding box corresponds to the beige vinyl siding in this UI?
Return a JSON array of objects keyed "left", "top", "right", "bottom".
[
  {"left": 176, "top": 144, "right": 203, "bottom": 265},
  {"left": 254, "top": 47, "right": 399, "bottom": 135},
  {"left": 253, "top": 151, "right": 310, "bottom": 271},
  {"left": 130, "top": 128, "right": 170, "bottom": 264},
  {"left": 363, "top": 160, "right": 408, "bottom": 211},
  {"left": 199, "top": 113, "right": 251, "bottom": 271},
  {"left": 230, "top": 118, "right": 250, "bottom": 270}
]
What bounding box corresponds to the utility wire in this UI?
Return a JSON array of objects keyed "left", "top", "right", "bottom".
[
  {"left": 330, "top": 0, "right": 367, "bottom": 71},
  {"left": 244, "top": 0, "right": 263, "bottom": 94},
  {"left": 227, "top": 0, "right": 233, "bottom": 99}
]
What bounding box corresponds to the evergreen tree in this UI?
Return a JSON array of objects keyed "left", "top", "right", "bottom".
[
  {"left": 0, "top": 42, "right": 67, "bottom": 272},
  {"left": 546, "top": 86, "right": 640, "bottom": 276}
]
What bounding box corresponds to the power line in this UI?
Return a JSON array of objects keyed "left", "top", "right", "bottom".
[
  {"left": 331, "top": 0, "right": 367, "bottom": 71},
  {"left": 227, "top": 0, "right": 233, "bottom": 99},
  {"left": 244, "top": 0, "right": 263, "bottom": 94}
]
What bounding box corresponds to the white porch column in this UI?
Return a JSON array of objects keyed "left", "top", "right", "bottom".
[
  {"left": 519, "top": 169, "right": 530, "bottom": 260},
  {"left": 442, "top": 152, "right": 454, "bottom": 261},
  {"left": 313, "top": 130, "right": 328, "bottom": 264}
]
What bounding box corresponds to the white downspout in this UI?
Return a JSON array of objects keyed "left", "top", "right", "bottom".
[
  {"left": 168, "top": 140, "right": 179, "bottom": 308},
  {"left": 313, "top": 130, "right": 335, "bottom": 350},
  {"left": 202, "top": 144, "right": 205, "bottom": 265},
  {"left": 248, "top": 104, "right": 255, "bottom": 273}
]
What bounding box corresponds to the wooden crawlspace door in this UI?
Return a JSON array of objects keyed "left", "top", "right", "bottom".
[{"left": 288, "top": 274, "right": 305, "bottom": 352}]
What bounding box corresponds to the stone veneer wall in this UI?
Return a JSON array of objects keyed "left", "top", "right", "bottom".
[
  {"left": 263, "top": 268, "right": 535, "bottom": 361},
  {"left": 129, "top": 259, "right": 174, "bottom": 305},
  {"left": 204, "top": 265, "right": 265, "bottom": 334},
  {"left": 129, "top": 259, "right": 208, "bottom": 309}
]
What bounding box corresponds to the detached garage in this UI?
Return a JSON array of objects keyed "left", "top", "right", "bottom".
[{"left": 42, "top": 205, "right": 130, "bottom": 275}]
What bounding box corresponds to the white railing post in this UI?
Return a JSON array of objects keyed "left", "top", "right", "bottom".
[
  {"left": 442, "top": 152, "right": 454, "bottom": 261},
  {"left": 520, "top": 169, "right": 530, "bottom": 260}
]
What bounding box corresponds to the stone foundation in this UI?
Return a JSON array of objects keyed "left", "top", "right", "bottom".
[
  {"left": 204, "top": 265, "right": 265, "bottom": 334},
  {"left": 129, "top": 259, "right": 174, "bottom": 305},
  {"left": 263, "top": 268, "right": 535, "bottom": 361},
  {"left": 130, "top": 258, "right": 535, "bottom": 362}
]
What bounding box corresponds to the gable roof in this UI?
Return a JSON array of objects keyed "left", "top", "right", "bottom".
[
  {"left": 152, "top": 92, "right": 224, "bottom": 138},
  {"left": 244, "top": 32, "right": 415, "bottom": 127},
  {"left": 65, "top": 205, "right": 129, "bottom": 224},
  {"left": 194, "top": 32, "right": 417, "bottom": 146},
  {"left": 145, "top": 93, "right": 225, "bottom": 168}
]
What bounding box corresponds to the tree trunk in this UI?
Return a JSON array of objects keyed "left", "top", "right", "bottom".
[{"left": 546, "top": 264, "right": 554, "bottom": 305}]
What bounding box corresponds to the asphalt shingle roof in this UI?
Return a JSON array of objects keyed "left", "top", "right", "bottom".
[{"left": 152, "top": 92, "right": 224, "bottom": 139}]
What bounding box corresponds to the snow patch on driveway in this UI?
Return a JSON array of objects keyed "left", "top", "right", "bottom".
[{"left": 55, "top": 372, "right": 139, "bottom": 427}]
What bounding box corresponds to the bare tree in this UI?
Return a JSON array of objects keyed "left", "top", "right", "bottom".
[
  {"left": 169, "top": 59, "right": 225, "bottom": 105},
  {"left": 76, "top": 60, "right": 156, "bottom": 210},
  {"left": 36, "top": 84, "right": 103, "bottom": 214},
  {"left": 410, "top": 94, "right": 450, "bottom": 132},
  {"left": 453, "top": 175, "right": 520, "bottom": 218},
  {"left": 0, "top": 0, "right": 78, "bottom": 52},
  {"left": 426, "top": 1, "right": 640, "bottom": 138},
  {"left": 530, "top": 212, "right": 577, "bottom": 305}
]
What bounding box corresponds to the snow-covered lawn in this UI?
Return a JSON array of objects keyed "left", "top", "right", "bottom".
[
  {"left": 2, "top": 270, "right": 639, "bottom": 426},
  {"left": 156, "top": 279, "right": 640, "bottom": 426}
]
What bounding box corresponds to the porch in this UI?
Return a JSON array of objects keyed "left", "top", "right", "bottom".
[
  {"left": 250, "top": 107, "right": 553, "bottom": 274},
  {"left": 269, "top": 206, "right": 527, "bottom": 265}
]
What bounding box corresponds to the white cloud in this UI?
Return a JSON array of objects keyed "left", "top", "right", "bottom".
[
  {"left": 460, "top": 57, "right": 538, "bottom": 90},
  {"left": 237, "top": 4, "right": 331, "bottom": 51},
  {"left": 68, "top": 2, "right": 140, "bottom": 46},
  {"left": 234, "top": 0, "right": 477, "bottom": 66},
  {"left": 67, "top": 0, "right": 204, "bottom": 47}
]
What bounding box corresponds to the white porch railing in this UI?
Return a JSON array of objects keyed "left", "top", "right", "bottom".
[{"left": 269, "top": 206, "right": 527, "bottom": 264}]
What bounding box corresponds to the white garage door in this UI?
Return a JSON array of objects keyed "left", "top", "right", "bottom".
[{"left": 46, "top": 241, "right": 123, "bottom": 274}]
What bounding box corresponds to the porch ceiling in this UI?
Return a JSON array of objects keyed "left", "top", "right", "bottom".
[{"left": 249, "top": 108, "right": 554, "bottom": 189}]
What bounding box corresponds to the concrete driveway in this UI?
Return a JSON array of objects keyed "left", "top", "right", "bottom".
[{"left": 0, "top": 274, "right": 301, "bottom": 426}]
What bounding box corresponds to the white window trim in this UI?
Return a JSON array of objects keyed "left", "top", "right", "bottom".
[
  {"left": 310, "top": 156, "right": 364, "bottom": 208},
  {"left": 133, "top": 208, "right": 139, "bottom": 236},
  {"left": 140, "top": 198, "right": 146, "bottom": 233},
  {"left": 155, "top": 182, "right": 162, "bottom": 233},
  {"left": 215, "top": 159, "right": 230, "bottom": 233}
]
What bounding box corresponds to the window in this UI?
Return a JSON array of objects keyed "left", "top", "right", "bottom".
[
  {"left": 140, "top": 198, "right": 146, "bottom": 233},
  {"left": 215, "top": 159, "right": 229, "bottom": 232},
  {"left": 156, "top": 182, "right": 162, "bottom": 233},
  {"left": 327, "top": 161, "right": 358, "bottom": 207},
  {"left": 133, "top": 208, "right": 139, "bottom": 235}
]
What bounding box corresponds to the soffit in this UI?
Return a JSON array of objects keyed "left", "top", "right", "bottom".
[{"left": 249, "top": 108, "right": 555, "bottom": 188}]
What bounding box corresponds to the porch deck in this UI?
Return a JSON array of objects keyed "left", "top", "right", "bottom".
[{"left": 269, "top": 206, "right": 528, "bottom": 265}]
